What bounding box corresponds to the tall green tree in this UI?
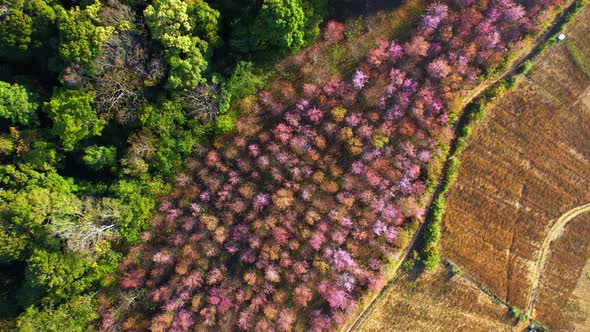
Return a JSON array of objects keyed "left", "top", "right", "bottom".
[
  {"left": 252, "top": 0, "right": 306, "bottom": 53},
  {"left": 0, "top": 164, "right": 80, "bottom": 260},
  {"left": 0, "top": 4, "right": 33, "bottom": 53},
  {"left": 0, "top": 81, "right": 38, "bottom": 126},
  {"left": 0, "top": 0, "right": 59, "bottom": 60},
  {"left": 217, "top": 0, "right": 326, "bottom": 60},
  {"left": 144, "top": 0, "right": 219, "bottom": 90},
  {"left": 45, "top": 89, "right": 105, "bottom": 151},
  {"left": 82, "top": 145, "right": 116, "bottom": 171},
  {"left": 21, "top": 248, "right": 119, "bottom": 305},
  {"left": 188, "top": 0, "right": 221, "bottom": 46},
  {"left": 0, "top": 161, "right": 123, "bottom": 320},
  {"left": 138, "top": 97, "right": 203, "bottom": 175},
  {"left": 56, "top": 0, "right": 113, "bottom": 66},
  {"left": 16, "top": 295, "right": 98, "bottom": 332}
]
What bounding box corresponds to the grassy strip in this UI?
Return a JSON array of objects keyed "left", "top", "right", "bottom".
[
  {"left": 421, "top": 156, "right": 459, "bottom": 269},
  {"left": 519, "top": 0, "right": 589, "bottom": 76},
  {"left": 565, "top": 39, "right": 590, "bottom": 78},
  {"left": 420, "top": 71, "right": 518, "bottom": 270},
  {"left": 420, "top": 0, "right": 589, "bottom": 270}
]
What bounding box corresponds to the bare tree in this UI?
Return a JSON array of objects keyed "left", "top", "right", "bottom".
[
  {"left": 52, "top": 221, "right": 118, "bottom": 254},
  {"left": 0, "top": 5, "right": 10, "bottom": 21},
  {"left": 120, "top": 20, "right": 166, "bottom": 84},
  {"left": 143, "top": 56, "right": 166, "bottom": 84},
  {"left": 125, "top": 37, "right": 166, "bottom": 84},
  {"left": 101, "top": 289, "right": 147, "bottom": 332},
  {"left": 94, "top": 34, "right": 127, "bottom": 75},
  {"left": 95, "top": 68, "right": 144, "bottom": 124},
  {"left": 119, "top": 289, "right": 146, "bottom": 311},
  {"left": 63, "top": 64, "right": 91, "bottom": 88},
  {"left": 100, "top": 0, "right": 135, "bottom": 28},
  {"left": 182, "top": 84, "right": 220, "bottom": 122},
  {"left": 92, "top": 16, "right": 165, "bottom": 124},
  {"left": 50, "top": 197, "right": 127, "bottom": 254},
  {"left": 0, "top": 0, "right": 19, "bottom": 17},
  {"left": 192, "top": 143, "right": 208, "bottom": 157},
  {"left": 127, "top": 130, "right": 156, "bottom": 159}
]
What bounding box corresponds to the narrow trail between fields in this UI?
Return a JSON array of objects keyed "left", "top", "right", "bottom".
[
  {"left": 445, "top": 259, "right": 512, "bottom": 309},
  {"left": 446, "top": 201, "right": 590, "bottom": 321},
  {"left": 526, "top": 203, "right": 590, "bottom": 317},
  {"left": 344, "top": 1, "right": 583, "bottom": 330}
]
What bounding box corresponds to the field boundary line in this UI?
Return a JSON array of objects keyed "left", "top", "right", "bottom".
[
  {"left": 445, "top": 260, "right": 511, "bottom": 308},
  {"left": 341, "top": 1, "right": 586, "bottom": 331},
  {"left": 526, "top": 203, "right": 590, "bottom": 317}
]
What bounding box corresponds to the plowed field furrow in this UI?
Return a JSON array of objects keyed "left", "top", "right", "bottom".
[{"left": 441, "top": 3, "right": 590, "bottom": 319}]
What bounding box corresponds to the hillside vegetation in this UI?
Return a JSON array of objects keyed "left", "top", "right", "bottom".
[
  {"left": 102, "top": 1, "right": 570, "bottom": 331},
  {"left": 0, "top": 0, "right": 576, "bottom": 331},
  {"left": 0, "top": 0, "right": 330, "bottom": 329}
]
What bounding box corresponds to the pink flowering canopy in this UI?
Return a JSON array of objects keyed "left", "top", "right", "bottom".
[{"left": 105, "top": 1, "right": 566, "bottom": 331}]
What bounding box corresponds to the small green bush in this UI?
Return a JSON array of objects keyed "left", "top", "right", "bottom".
[
  {"left": 344, "top": 16, "right": 365, "bottom": 41},
  {"left": 519, "top": 60, "right": 534, "bottom": 75},
  {"left": 510, "top": 306, "right": 528, "bottom": 322},
  {"left": 455, "top": 126, "right": 472, "bottom": 153},
  {"left": 219, "top": 61, "right": 269, "bottom": 114},
  {"left": 442, "top": 157, "right": 460, "bottom": 191},
  {"left": 468, "top": 102, "right": 486, "bottom": 122},
  {"left": 423, "top": 248, "right": 441, "bottom": 271}
]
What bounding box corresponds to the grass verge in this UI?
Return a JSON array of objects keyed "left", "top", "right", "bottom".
[{"left": 418, "top": 0, "right": 590, "bottom": 270}]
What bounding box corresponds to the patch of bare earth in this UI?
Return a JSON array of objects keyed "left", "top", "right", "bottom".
[
  {"left": 534, "top": 212, "right": 590, "bottom": 331},
  {"left": 526, "top": 204, "right": 590, "bottom": 317},
  {"left": 440, "top": 5, "right": 590, "bottom": 313},
  {"left": 570, "top": 259, "right": 590, "bottom": 331},
  {"left": 355, "top": 265, "right": 517, "bottom": 332}
]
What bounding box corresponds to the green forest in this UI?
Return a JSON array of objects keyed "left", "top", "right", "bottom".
[
  {"left": 1, "top": 0, "right": 575, "bottom": 330},
  {"left": 0, "top": 0, "right": 333, "bottom": 329}
]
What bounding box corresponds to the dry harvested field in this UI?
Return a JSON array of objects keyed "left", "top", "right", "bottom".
[
  {"left": 355, "top": 264, "right": 518, "bottom": 332},
  {"left": 441, "top": 3, "right": 590, "bottom": 322},
  {"left": 534, "top": 212, "right": 590, "bottom": 331}
]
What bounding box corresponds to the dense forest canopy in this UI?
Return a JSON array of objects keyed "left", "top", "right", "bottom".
[
  {"left": 0, "top": 0, "right": 572, "bottom": 330},
  {"left": 0, "top": 0, "right": 331, "bottom": 329}
]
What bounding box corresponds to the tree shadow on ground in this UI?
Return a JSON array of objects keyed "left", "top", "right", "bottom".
[{"left": 328, "top": 0, "right": 402, "bottom": 21}]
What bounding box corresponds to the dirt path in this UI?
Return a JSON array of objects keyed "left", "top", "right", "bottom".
[
  {"left": 526, "top": 203, "right": 590, "bottom": 317},
  {"left": 343, "top": 2, "right": 584, "bottom": 331},
  {"left": 440, "top": 204, "right": 590, "bottom": 325}
]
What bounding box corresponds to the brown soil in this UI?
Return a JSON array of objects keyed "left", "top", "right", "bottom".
[
  {"left": 534, "top": 212, "right": 590, "bottom": 331},
  {"left": 354, "top": 264, "right": 519, "bottom": 332},
  {"left": 570, "top": 259, "right": 590, "bottom": 332},
  {"left": 441, "top": 4, "right": 590, "bottom": 315},
  {"left": 527, "top": 204, "right": 590, "bottom": 317}
]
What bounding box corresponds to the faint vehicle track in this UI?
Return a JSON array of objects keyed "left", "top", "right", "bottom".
[
  {"left": 344, "top": 1, "right": 583, "bottom": 330},
  {"left": 447, "top": 204, "right": 590, "bottom": 321},
  {"left": 526, "top": 203, "right": 590, "bottom": 317}
]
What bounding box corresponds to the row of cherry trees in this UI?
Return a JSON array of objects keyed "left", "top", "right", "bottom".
[{"left": 101, "top": 0, "right": 565, "bottom": 331}]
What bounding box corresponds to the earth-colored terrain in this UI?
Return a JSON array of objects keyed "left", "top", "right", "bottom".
[
  {"left": 527, "top": 204, "right": 590, "bottom": 319},
  {"left": 353, "top": 3, "right": 590, "bottom": 332},
  {"left": 441, "top": 3, "right": 590, "bottom": 313},
  {"left": 355, "top": 263, "right": 519, "bottom": 332},
  {"left": 534, "top": 212, "right": 590, "bottom": 331}
]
